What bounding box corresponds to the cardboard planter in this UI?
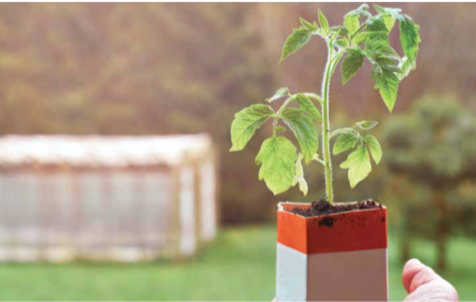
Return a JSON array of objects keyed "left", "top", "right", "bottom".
[{"left": 276, "top": 202, "right": 388, "bottom": 301}]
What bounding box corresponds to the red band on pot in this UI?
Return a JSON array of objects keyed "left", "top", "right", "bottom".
[{"left": 277, "top": 205, "right": 387, "bottom": 254}]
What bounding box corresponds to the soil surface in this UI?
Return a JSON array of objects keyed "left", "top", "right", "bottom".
[{"left": 290, "top": 199, "right": 382, "bottom": 218}]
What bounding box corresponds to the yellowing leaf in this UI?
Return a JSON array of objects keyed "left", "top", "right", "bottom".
[
  {"left": 333, "top": 131, "right": 359, "bottom": 155},
  {"left": 382, "top": 15, "right": 396, "bottom": 32},
  {"left": 344, "top": 13, "right": 360, "bottom": 35},
  {"left": 230, "top": 104, "right": 274, "bottom": 151},
  {"left": 295, "top": 93, "right": 322, "bottom": 122},
  {"left": 281, "top": 108, "right": 318, "bottom": 164},
  {"left": 292, "top": 154, "right": 308, "bottom": 196},
  {"left": 255, "top": 137, "right": 297, "bottom": 195},
  {"left": 364, "top": 134, "right": 382, "bottom": 164},
  {"left": 340, "top": 145, "right": 372, "bottom": 188},
  {"left": 375, "top": 68, "right": 399, "bottom": 112}
]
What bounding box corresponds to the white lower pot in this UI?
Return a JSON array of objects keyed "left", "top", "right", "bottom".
[{"left": 276, "top": 202, "right": 388, "bottom": 301}]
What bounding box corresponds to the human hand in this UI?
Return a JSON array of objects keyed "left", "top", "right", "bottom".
[{"left": 402, "top": 258, "right": 458, "bottom": 301}]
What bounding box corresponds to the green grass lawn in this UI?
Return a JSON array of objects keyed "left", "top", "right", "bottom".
[{"left": 0, "top": 226, "right": 474, "bottom": 300}]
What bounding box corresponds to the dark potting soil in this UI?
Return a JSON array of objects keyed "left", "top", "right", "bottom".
[{"left": 290, "top": 199, "right": 382, "bottom": 219}]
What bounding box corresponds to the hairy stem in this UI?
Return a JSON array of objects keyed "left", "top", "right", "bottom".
[
  {"left": 303, "top": 93, "right": 324, "bottom": 105},
  {"left": 322, "top": 42, "right": 336, "bottom": 205},
  {"left": 312, "top": 156, "right": 326, "bottom": 167}
]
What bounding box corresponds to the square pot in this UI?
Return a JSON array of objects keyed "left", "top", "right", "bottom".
[{"left": 276, "top": 202, "right": 388, "bottom": 301}]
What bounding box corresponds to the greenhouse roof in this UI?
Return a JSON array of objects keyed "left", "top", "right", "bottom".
[{"left": 0, "top": 134, "right": 212, "bottom": 167}]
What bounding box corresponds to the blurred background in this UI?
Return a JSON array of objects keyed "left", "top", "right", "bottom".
[{"left": 0, "top": 2, "right": 475, "bottom": 301}]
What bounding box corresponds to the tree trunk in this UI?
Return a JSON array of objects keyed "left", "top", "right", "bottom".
[
  {"left": 401, "top": 234, "right": 411, "bottom": 264},
  {"left": 432, "top": 190, "right": 449, "bottom": 271},
  {"left": 436, "top": 227, "right": 448, "bottom": 271},
  {"left": 401, "top": 217, "right": 411, "bottom": 264}
]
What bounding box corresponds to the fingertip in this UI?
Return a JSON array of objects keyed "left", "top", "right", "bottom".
[
  {"left": 402, "top": 259, "right": 459, "bottom": 301},
  {"left": 402, "top": 258, "right": 424, "bottom": 293},
  {"left": 405, "top": 258, "right": 422, "bottom": 268}
]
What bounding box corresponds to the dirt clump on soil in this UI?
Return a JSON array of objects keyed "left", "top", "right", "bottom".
[{"left": 290, "top": 199, "right": 382, "bottom": 218}]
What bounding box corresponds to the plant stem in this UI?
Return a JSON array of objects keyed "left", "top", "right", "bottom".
[
  {"left": 303, "top": 93, "right": 324, "bottom": 105},
  {"left": 313, "top": 156, "right": 326, "bottom": 167},
  {"left": 321, "top": 42, "right": 335, "bottom": 205},
  {"left": 349, "top": 22, "right": 368, "bottom": 42},
  {"left": 273, "top": 96, "right": 295, "bottom": 137}
]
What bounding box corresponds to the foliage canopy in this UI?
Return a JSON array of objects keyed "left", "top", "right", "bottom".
[{"left": 231, "top": 4, "right": 421, "bottom": 203}]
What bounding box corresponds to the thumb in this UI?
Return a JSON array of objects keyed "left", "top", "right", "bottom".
[{"left": 402, "top": 258, "right": 458, "bottom": 301}]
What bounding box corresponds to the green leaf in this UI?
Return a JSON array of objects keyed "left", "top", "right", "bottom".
[
  {"left": 230, "top": 104, "right": 274, "bottom": 151},
  {"left": 318, "top": 9, "right": 329, "bottom": 31},
  {"left": 275, "top": 125, "right": 286, "bottom": 132},
  {"left": 280, "top": 28, "right": 312, "bottom": 62},
  {"left": 295, "top": 93, "right": 322, "bottom": 122},
  {"left": 296, "top": 174, "right": 308, "bottom": 196},
  {"left": 365, "top": 18, "right": 389, "bottom": 52},
  {"left": 328, "top": 26, "right": 348, "bottom": 37},
  {"left": 292, "top": 154, "right": 304, "bottom": 184},
  {"left": 374, "top": 67, "right": 399, "bottom": 112},
  {"left": 380, "top": 64, "right": 402, "bottom": 74},
  {"left": 356, "top": 120, "right": 378, "bottom": 130},
  {"left": 333, "top": 131, "right": 359, "bottom": 155},
  {"left": 371, "top": 64, "right": 381, "bottom": 82},
  {"left": 330, "top": 127, "right": 354, "bottom": 139},
  {"left": 372, "top": 4, "right": 396, "bottom": 31},
  {"left": 255, "top": 136, "right": 297, "bottom": 195},
  {"left": 367, "top": 17, "right": 388, "bottom": 33},
  {"left": 399, "top": 15, "right": 420, "bottom": 62},
  {"left": 366, "top": 32, "right": 389, "bottom": 53},
  {"left": 372, "top": 4, "right": 386, "bottom": 14},
  {"left": 281, "top": 108, "right": 318, "bottom": 164},
  {"left": 352, "top": 32, "right": 367, "bottom": 45},
  {"left": 344, "top": 13, "right": 360, "bottom": 35},
  {"left": 374, "top": 57, "right": 399, "bottom": 68},
  {"left": 342, "top": 49, "right": 364, "bottom": 85},
  {"left": 266, "top": 87, "right": 290, "bottom": 103},
  {"left": 292, "top": 154, "right": 308, "bottom": 196},
  {"left": 377, "top": 45, "right": 401, "bottom": 60},
  {"left": 334, "top": 39, "right": 349, "bottom": 48},
  {"left": 300, "top": 17, "right": 316, "bottom": 31},
  {"left": 340, "top": 145, "right": 372, "bottom": 188},
  {"left": 382, "top": 15, "right": 396, "bottom": 32},
  {"left": 364, "top": 134, "right": 382, "bottom": 164}
]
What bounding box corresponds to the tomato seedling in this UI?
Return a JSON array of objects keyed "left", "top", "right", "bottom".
[{"left": 230, "top": 4, "right": 421, "bottom": 204}]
